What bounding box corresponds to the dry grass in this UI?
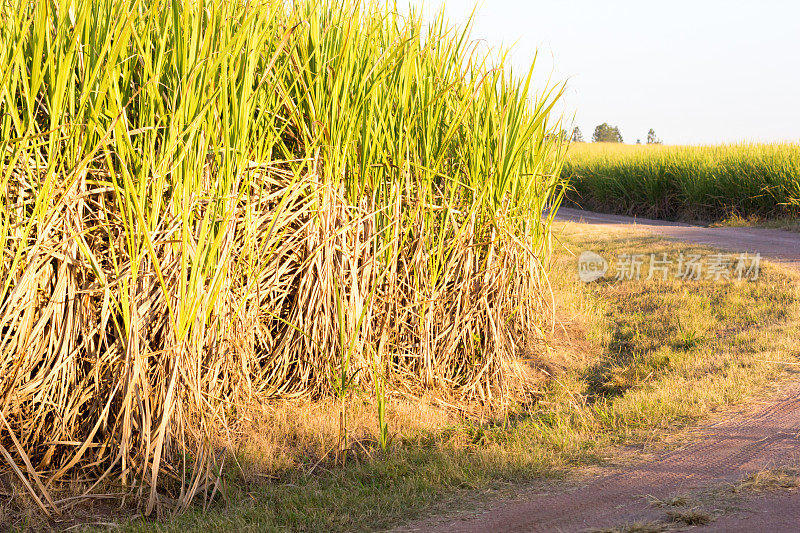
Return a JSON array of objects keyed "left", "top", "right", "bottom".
[
  {"left": 230, "top": 395, "right": 460, "bottom": 478},
  {"left": 665, "top": 508, "right": 713, "bottom": 526},
  {"left": 734, "top": 467, "right": 800, "bottom": 493},
  {"left": 591, "top": 522, "right": 670, "bottom": 533},
  {"left": 3, "top": 206, "right": 800, "bottom": 530},
  {"left": 712, "top": 213, "right": 800, "bottom": 232}
]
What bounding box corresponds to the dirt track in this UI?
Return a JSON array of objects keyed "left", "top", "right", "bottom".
[
  {"left": 556, "top": 208, "right": 800, "bottom": 270},
  {"left": 395, "top": 210, "right": 800, "bottom": 533},
  {"left": 398, "top": 383, "right": 800, "bottom": 532}
]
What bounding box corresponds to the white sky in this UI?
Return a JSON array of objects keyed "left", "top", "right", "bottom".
[{"left": 405, "top": 0, "right": 800, "bottom": 145}]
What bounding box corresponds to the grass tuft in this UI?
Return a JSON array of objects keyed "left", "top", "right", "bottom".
[
  {"left": 734, "top": 467, "right": 800, "bottom": 493},
  {"left": 665, "top": 508, "right": 713, "bottom": 526}
]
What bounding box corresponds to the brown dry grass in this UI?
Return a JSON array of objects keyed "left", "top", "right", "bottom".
[{"left": 231, "top": 395, "right": 460, "bottom": 478}]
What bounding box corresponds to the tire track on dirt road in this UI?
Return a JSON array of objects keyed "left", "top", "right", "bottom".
[{"left": 396, "top": 383, "right": 800, "bottom": 532}]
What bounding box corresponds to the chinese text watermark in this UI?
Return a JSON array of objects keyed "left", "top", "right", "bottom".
[{"left": 578, "top": 251, "right": 761, "bottom": 282}]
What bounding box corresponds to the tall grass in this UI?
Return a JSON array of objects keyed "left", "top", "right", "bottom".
[
  {"left": 0, "top": 0, "right": 566, "bottom": 516},
  {"left": 564, "top": 143, "right": 800, "bottom": 221}
]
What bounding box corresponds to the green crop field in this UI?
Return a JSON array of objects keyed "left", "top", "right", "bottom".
[{"left": 563, "top": 142, "right": 800, "bottom": 222}]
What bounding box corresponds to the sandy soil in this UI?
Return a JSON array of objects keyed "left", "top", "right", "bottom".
[{"left": 394, "top": 210, "right": 800, "bottom": 532}]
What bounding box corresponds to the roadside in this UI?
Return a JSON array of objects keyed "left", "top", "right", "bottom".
[
  {"left": 711, "top": 214, "right": 800, "bottom": 234},
  {"left": 394, "top": 218, "right": 800, "bottom": 532},
  {"left": 73, "top": 220, "right": 800, "bottom": 533}
]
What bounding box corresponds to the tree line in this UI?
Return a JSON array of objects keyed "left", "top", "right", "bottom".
[{"left": 570, "top": 125, "right": 661, "bottom": 145}]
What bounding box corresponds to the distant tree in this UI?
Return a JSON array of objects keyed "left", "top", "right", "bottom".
[
  {"left": 647, "top": 128, "right": 662, "bottom": 145},
  {"left": 571, "top": 127, "right": 585, "bottom": 143},
  {"left": 592, "top": 123, "right": 623, "bottom": 143},
  {"left": 545, "top": 130, "right": 569, "bottom": 143},
  {"left": 636, "top": 139, "right": 641, "bottom": 144}
]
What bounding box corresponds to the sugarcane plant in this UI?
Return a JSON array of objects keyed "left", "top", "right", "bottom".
[{"left": 0, "top": 0, "right": 568, "bottom": 515}]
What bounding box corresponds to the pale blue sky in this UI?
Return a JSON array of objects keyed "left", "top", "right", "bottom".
[{"left": 407, "top": 1, "right": 800, "bottom": 145}]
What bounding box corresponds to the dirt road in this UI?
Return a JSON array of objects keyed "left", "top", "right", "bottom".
[
  {"left": 395, "top": 209, "right": 800, "bottom": 533},
  {"left": 556, "top": 208, "right": 800, "bottom": 270},
  {"left": 398, "top": 383, "right": 800, "bottom": 532}
]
